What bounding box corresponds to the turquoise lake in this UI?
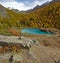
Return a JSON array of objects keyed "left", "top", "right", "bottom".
[{"left": 21, "top": 28, "right": 53, "bottom": 34}]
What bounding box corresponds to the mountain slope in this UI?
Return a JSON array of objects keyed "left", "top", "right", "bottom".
[
  {"left": 0, "top": 2, "right": 60, "bottom": 35},
  {"left": 0, "top": 5, "right": 7, "bottom": 17},
  {"left": 26, "top": 2, "right": 60, "bottom": 29}
]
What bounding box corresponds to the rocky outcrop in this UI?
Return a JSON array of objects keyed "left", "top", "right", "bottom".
[
  {"left": 0, "top": 35, "right": 60, "bottom": 63},
  {"left": 0, "top": 35, "right": 38, "bottom": 53}
]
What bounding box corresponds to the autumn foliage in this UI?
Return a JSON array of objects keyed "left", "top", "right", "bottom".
[
  {"left": 8, "top": 28, "right": 20, "bottom": 36},
  {"left": 0, "top": 2, "right": 60, "bottom": 35}
]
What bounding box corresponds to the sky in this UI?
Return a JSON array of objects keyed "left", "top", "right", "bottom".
[{"left": 0, "top": 0, "right": 52, "bottom": 11}]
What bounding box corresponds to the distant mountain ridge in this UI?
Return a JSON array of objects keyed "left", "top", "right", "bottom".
[
  {"left": 12, "top": 9, "right": 20, "bottom": 13},
  {"left": 51, "top": 0, "right": 60, "bottom": 3},
  {"left": 26, "top": 0, "right": 60, "bottom": 12},
  {"left": 10, "top": 0, "right": 60, "bottom": 13}
]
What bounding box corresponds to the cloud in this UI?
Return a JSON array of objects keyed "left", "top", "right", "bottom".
[
  {"left": 0, "top": 1, "right": 31, "bottom": 11},
  {"left": 0, "top": 0, "right": 52, "bottom": 11},
  {"left": 0, "top": 0, "right": 15, "bottom": 2}
]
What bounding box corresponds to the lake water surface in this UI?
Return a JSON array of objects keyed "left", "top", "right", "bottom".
[{"left": 21, "top": 28, "right": 53, "bottom": 34}]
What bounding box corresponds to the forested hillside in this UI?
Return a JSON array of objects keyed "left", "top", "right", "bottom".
[
  {"left": 0, "top": 2, "right": 60, "bottom": 35},
  {"left": 26, "top": 2, "right": 60, "bottom": 29}
]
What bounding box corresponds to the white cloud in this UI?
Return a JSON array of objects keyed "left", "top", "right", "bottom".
[
  {"left": 0, "top": 2, "right": 31, "bottom": 11},
  {"left": 0, "top": 0, "right": 52, "bottom": 11},
  {"left": 0, "top": 0, "right": 15, "bottom": 2}
]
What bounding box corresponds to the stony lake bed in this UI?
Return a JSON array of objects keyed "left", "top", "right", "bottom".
[{"left": 0, "top": 29, "right": 60, "bottom": 63}]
